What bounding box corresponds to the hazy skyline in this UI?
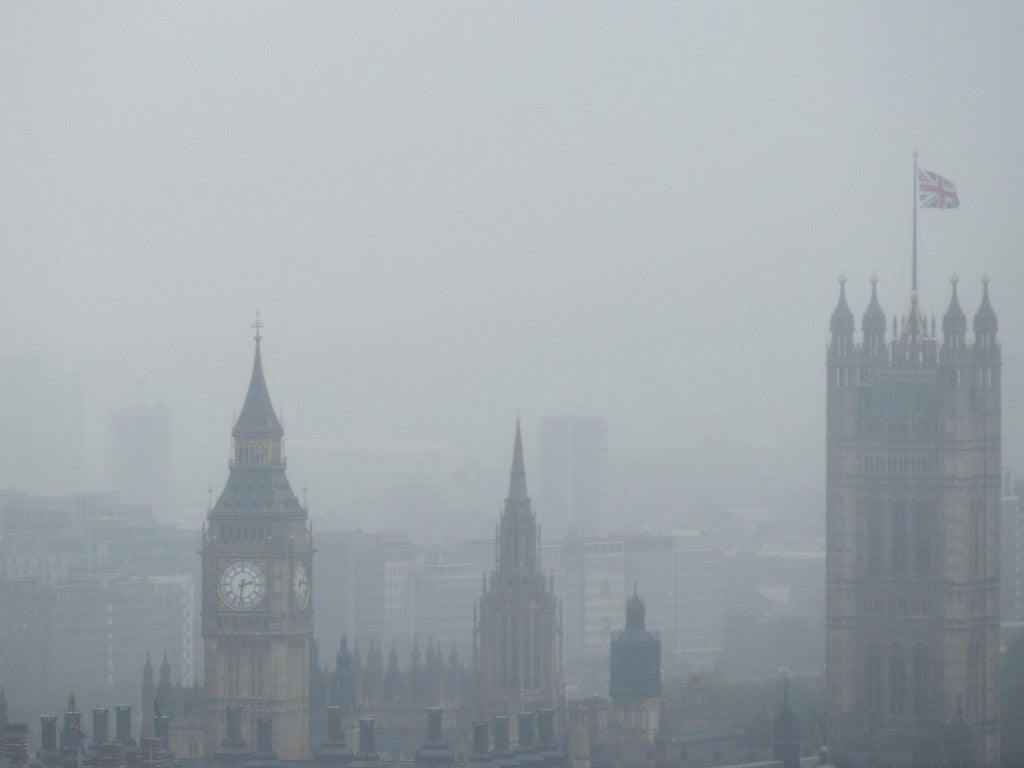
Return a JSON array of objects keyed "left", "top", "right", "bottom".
[{"left": 3, "top": 3, "right": 1022, "bottom": 532}]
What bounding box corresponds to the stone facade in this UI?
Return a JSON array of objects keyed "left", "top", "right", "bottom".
[
  {"left": 825, "top": 277, "right": 1000, "bottom": 766},
  {"left": 475, "top": 421, "right": 564, "bottom": 725}
]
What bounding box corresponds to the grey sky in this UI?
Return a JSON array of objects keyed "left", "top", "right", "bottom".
[{"left": 3, "top": 3, "right": 1022, "bottom": 530}]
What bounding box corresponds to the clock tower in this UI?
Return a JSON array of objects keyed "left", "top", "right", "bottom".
[{"left": 201, "top": 321, "right": 313, "bottom": 759}]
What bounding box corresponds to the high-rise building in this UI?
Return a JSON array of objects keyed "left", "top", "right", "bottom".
[
  {"left": 825, "top": 276, "right": 1000, "bottom": 766},
  {"left": 540, "top": 416, "right": 607, "bottom": 538},
  {"left": 201, "top": 328, "right": 313, "bottom": 759},
  {"left": 103, "top": 399, "right": 172, "bottom": 518},
  {"left": 0, "top": 355, "right": 85, "bottom": 495},
  {"left": 475, "top": 421, "right": 563, "bottom": 721}
]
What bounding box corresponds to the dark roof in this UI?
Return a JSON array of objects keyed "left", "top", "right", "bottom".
[{"left": 233, "top": 342, "right": 283, "bottom": 438}]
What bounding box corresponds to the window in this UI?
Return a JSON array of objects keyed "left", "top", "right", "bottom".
[
  {"left": 913, "top": 644, "right": 929, "bottom": 715},
  {"left": 890, "top": 644, "right": 906, "bottom": 715},
  {"left": 867, "top": 644, "right": 882, "bottom": 710},
  {"left": 891, "top": 506, "right": 907, "bottom": 576},
  {"left": 867, "top": 506, "right": 884, "bottom": 575},
  {"left": 913, "top": 505, "right": 930, "bottom": 575}
]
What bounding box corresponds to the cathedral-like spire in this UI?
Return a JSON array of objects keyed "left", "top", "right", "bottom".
[
  {"left": 830, "top": 276, "right": 854, "bottom": 334},
  {"left": 508, "top": 417, "right": 528, "bottom": 502},
  {"left": 974, "top": 277, "right": 997, "bottom": 333},
  {"left": 942, "top": 275, "right": 967, "bottom": 337},
  {"left": 862, "top": 275, "right": 886, "bottom": 333},
  {"left": 233, "top": 315, "right": 283, "bottom": 439}
]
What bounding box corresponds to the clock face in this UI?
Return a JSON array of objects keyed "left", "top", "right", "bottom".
[
  {"left": 219, "top": 561, "right": 266, "bottom": 610},
  {"left": 292, "top": 560, "right": 310, "bottom": 609}
]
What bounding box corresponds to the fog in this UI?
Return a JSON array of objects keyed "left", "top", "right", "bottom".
[{"left": 2, "top": 2, "right": 1022, "bottom": 536}]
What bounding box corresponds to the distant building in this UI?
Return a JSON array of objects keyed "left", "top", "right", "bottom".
[
  {"left": 540, "top": 416, "right": 607, "bottom": 538},
  {"left": 555, "top": 531, "right": 724, "bottom": 692},
  {"left": 475, "top": 421, "right": 564, "bottom": 723},
  {"left": 826, "top": 276, "right": 1000, "bottom": 766},
  {"left": 0, "top": 355, "right": 85, "bottom": 495},
  {"left": 1000, "top": 469, "right": 1023, "bottom": 633},
  {"left": 0, "top": 574, "right": 193, "bottom": 719},
  {"left": 103, "top": 400, "right": 172, "bottom": 518},
  {"left": 289, "top": 440, "right": 455, "bottom": 533}
]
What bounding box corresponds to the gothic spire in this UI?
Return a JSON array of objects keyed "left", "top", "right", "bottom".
[
  {"left": 942, "top": 275, "right": 966, "bottom": 335},
  {"left": 830, "top": 276, "right": 854, "bottom": 334},
  {"left": 233, "top": 315, "right": 283, "bottom": 439},
  {"left": 508, "top": 417, "right": 528, "bottom": 503},
  {"left": 974, "top": 276, "right": 997, "bottom": 333}
]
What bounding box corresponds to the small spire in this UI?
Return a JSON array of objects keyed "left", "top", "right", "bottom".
[
  {"left": 233, "top": 318, "right": 283, "bottom": 438},
  {"left": 508, "top": 416, "right": 528, "bottom": 502}
]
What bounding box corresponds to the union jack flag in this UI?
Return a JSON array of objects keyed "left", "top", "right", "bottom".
[{"left": 918, "top": 168, "right": 959, "bottom": 209}]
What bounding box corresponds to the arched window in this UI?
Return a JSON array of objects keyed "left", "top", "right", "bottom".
[
  {"left": 866, "top": 505, "right": 884, "bottom": 575},
  {"left": 913, "top": 644, "right": 929, "bottom": 715},
  {"left": 913, "top": 505, "right": 930, "bottom": 575},
  {"left": 867, "top": 643, "right": 882, "bottom": 710},
  {"left": 891, "top": 506, "right": 907, "bottom": 576},
  {"left": 890, "top": 643, "right": 906, "bottom": 715}
]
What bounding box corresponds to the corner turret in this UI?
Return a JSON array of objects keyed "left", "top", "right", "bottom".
[
  {"left": 862, "top": 276, "right": 886, "bottom": 355},
  {"left": 830, "top": 276, "right": 854, "bottom": 353},
  {"left": 941, "top": 276, "right": 967, "bottom": 354},
  {"left": 974, "top": 277, "right": 997, "bottom": 351}
]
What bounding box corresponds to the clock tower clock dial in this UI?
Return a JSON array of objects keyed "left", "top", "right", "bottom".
[
  {"left": 219, "top": 561, "right": 265, "bottom": 609},
  {"left": 292, "top": 560, "right": 310, "bottom": 609},
  {"left": 200, "top": 324, "right": 312, "bottom": 760}
]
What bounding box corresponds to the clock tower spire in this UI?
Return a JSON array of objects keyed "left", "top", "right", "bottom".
[{"left": 201, "top": 319, "right": 313, "bottom": 760}]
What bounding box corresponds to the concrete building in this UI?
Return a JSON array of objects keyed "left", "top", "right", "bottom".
[
  {"left": 540, "top": 416, "right": 607, "bottom": 538},
  {"left": 0, "top": 355, "right": 85, "bottom": 496},
  {"left": 825, "top": 276, "right": 1000, "bottom": 766},
  {"left": 103, "top": 400, "right": 172, "bottom": 519}
]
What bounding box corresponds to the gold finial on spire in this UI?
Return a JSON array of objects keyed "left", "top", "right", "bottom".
[
  {"left": 253, "top": 308, "right": 263, "bottom": 343},
  {"left": 839, "top": 273, "right": 846, "bottom": 286},
  {"left": 870, "top": 273, "right": 878, "bottom": 286},
  {"left": 951, "top": 273, "right": 959, "bottom": 286},
  {"left": 982, "top": 274, "right": 990, "bottom": 286}
]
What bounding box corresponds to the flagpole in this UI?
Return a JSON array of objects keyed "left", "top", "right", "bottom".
[{"left": 912, "top": 150, "right": 918, "bottom": 293}]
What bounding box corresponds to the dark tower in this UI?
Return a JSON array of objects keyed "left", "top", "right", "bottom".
[
  {"left": 476, "top": 420, "right": 564, "bottom": 723},
  {"left": 825, "top": 276, "right": 1000, "bottom": 766},
  {"left": 609, "top": 587, "right": 661, "bottom": 745},
  {"left": 202, "top": 320, "right": 313, "bottom": 759}
]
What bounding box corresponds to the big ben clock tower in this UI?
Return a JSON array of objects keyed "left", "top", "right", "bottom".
[{"left": 202, "top": 319, "right": 312, "bottom": 759}]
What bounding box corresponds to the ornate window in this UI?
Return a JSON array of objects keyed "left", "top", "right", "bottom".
[
  {"left": 891, "top": 506, "right": 907, "bottom": 576},
  {"left": 867, "top": 643, "right": 882, "bottom": 710},
  {"left": 912, "top": 644, "right": 929, "bottom": 715},
  {"left": 890, "top": 643, "right": 906, "bottom": 715}
]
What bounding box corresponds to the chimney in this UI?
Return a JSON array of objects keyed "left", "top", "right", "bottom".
[
  {"left": 92, "top": 709, "right": 109, "bottom": 746},
  {"left": 41, "top": 716, "right": 59, "bottom": 752},
  {"left": 427, "top": 709, "right": 442, "bottom": 743},
  {"left": 326, "top": 707, "right": 344, "bottom": 743},
  {"left": 358, "top": 719, "right": 375, "bottom": 755},
  {"left": 115, "top": 707, "right": 134, "bottom": 746},
  {"left": 493, "top": 716, "right": 510, "bottom": 753},
  {"left": 472, "top": 721, "right": 488, "bottom": 756},
  {"left": 255, "top": 719, "right": 273, "bottom": 756}
]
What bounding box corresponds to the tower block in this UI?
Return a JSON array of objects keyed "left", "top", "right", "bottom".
[
  {"left": 201, "top": 324, "right": 313, "bottom": 759},
  {"left": 826, "top": 277, "right": 1000, "bottom": 766}
]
